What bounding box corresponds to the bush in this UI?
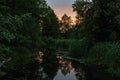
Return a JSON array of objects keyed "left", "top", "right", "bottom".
[
  {"left": 69, "top": 37, "right": 94, "bottom": 58},
  {"left": 55, "top": 39, "right": 70, "bottom": 50},
  {"left": 83, "top": 42, "right": 120, "bottom": 77}
]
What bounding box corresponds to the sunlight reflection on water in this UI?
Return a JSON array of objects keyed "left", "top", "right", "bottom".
[{"left": 53, "top": 68, "right": 77, "bottom": 80}]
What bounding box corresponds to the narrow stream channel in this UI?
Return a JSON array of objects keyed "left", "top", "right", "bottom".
[{"left": 36, "top": 52, "right": 86, "bottom": 80}]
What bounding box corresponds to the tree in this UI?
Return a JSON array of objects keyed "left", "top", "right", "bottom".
[
  {"left": 72, "top": 0, "right": 120, "bottom": 79},
  {"left": 41, "top": 6, "right": 60, "bottom": 38},
  {"left": 59, "top": 14, "right": 73, "bottom": 33},
  {"left": 0, "top": 0, "right": 51, "bottom": 79},
  {"left": 73, "top": 0, "right": 120, "bottom": 41},
  {"left": 75, "top": 15, "right": 84, "bottom": 26}
]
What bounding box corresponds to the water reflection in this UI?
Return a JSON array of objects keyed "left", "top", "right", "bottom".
[
  {"left": 36, "top": 53, "right": 86, "bottom": 80},
  {"left": 53, "top": 68, "right": 77, "bottom": 80},
  {"left": 53, "top": 59, "right": 78, "bottom": 80},
  {"left": 53, "top": 55, "right": 86, "bottom": 80}
]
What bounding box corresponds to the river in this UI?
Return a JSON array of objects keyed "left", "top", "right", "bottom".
[
  {"left": 36, "top": 51, "right": 85, "bottom": 80},
  {"left": 36, "top": 58, "right": 85, "bottom": 80}
]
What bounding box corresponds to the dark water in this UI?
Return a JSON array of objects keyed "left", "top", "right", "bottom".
[{"left": 36, "top": 61, "right": 86, "bottom": 80}]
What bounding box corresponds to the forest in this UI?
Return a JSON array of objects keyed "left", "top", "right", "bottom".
[{"left": 0, "top": 0, "right": 120, "bottom": 80}]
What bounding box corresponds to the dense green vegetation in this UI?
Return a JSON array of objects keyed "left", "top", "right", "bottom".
[
  {"left": 72, "top": 0, "right": 120, "bottom": 79},
  {"left": 0, "top": 0, "right": 120, "bottom": 80},
  {"left": 0, "top": 0, "right": 59, "bottom": 79},
  {"left": 50, "top": 39, "right": 120, "bottom": 80}
]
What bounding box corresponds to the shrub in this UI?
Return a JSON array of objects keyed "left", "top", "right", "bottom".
[
  {"left": 69, "top": 37, "right": 94, "bottom": 58},
  {"left": 83, "top": 42, "right": 120, "bottom": 77},
  {"left": 55, "top": 39, "right": 72, "bottom": 51}
]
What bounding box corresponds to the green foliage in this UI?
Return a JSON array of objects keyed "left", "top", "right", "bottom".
[
  {"left": 0, "top": 70, "right": 6, "bottom": 77},
  {"left": 0, "top": 13, "right": 41, "bottom": 79},
  {"left": 73, "top": 0, "right": 120, "bottom": 41},
  {"left": 55, "top": 39, "right": 71, "bottom": 50},
  {"left": 69, "top": 37, "right": 93, "bottom": 58},
  {"left": 72, "top": 1, "right": 120, "bottom": 78},
  {"left": 72, "top": 0, "right": 92, "bottom": 17},
  {"left": 116, "top": 15, "right": 120, "bottom": 25},
  {"left": 0, "top": 0, "right": 51, "bottom": 79},
  {"left": 41, "top": 7, "right": 60, "bottom": 38},
  {"left": 83, "top": 42, "right": 120, "bottom": 77},
  {"left": 59, "top": 14, "right": 74, "bottom": 39},
  {"left": 54, "top": 38, "right": 94, "bottom": 57}
]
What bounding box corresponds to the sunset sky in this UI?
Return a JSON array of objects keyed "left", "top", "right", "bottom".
[{"left": 46, "top": 0, "right": 76, "bottom": 22}]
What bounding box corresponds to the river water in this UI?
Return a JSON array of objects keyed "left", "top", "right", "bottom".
[
  {"left": 53, "top": 68, "right": 77, "bottom": 80},
  {"left": 36, "top": 61, "right": 85, "bottom": 80},
  {"left": 36, "top": 52, "right": 85, "bottom": 80}
]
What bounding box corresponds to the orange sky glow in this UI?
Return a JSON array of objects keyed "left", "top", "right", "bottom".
[{"left": 46, "top": 0, "right": 76, "bottom": 23}]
